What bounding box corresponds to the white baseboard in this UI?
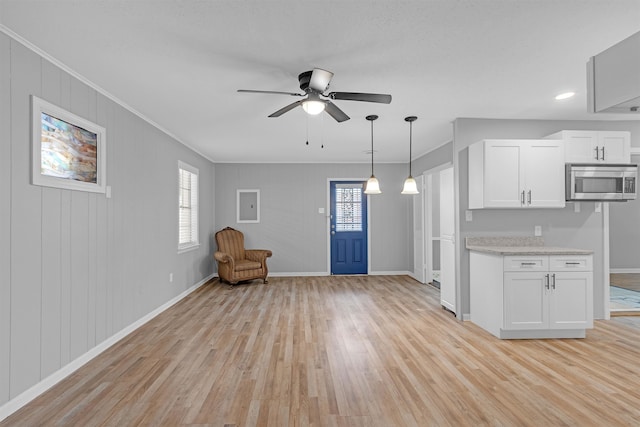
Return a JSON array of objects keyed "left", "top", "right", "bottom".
[
  {"left": 368, "top": 270, "right": 413, "bottom": 276},
  {"left": 269, "top": 272, "right": 330, "bottom": 277},
  {"left": 610, "top": 268, "right": 640, "bottom": 274},
  {"left": 0, "top": 274, "right": 213, "bottom": 423},
  {"left": 263, "top": 271, "right": 413, "bottom": 277}
]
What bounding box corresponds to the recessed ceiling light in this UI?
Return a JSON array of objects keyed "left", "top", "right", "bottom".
[{"left": 555, "top": 92, "right": 575, "bottom": 100}]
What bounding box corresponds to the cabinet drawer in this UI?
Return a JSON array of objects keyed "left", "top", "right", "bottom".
[
  {"left": 549, "top": 256, "right": 592, "bottom": 271},
  {"left": 504, "top": 256, "right": 548, "bottom": 272}
]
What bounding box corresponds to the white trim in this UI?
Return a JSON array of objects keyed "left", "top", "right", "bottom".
[
  {"left": 326, "top": 178, "right": 370, "bottom": 275},
  {"left": 0, "top": 274, "right": 213, "bottom": 422},
  {"left": 236, "top": 189, "right": 260, "bottom": 223},
  {"left": 241, "top": 271, "right": 413, "bottom": 277},
  {"left": 630, "top": 147, "right": 640, "bottom": 155},
  {"left": 31, "top": 96, "right": 107, "bottom": 193},
  {"left": 368, "top": 270, "right": 413, "bottom": 276},
  {"left": 462, "top": 313, "right": 471, "bottom": 321},
  {"left": 610, "top": 268, "right": 640, "bottom": 274},
  {"left": 178, "top": 161, "right": 200, "bottom": 250},
  {"left": 269, "top": 272, "right": 331, "bottom": 277},
  {"left": 603, "top": 202, "right": 610, "bottom": 320},
  {"left": 419, "top": 161, "right": 454, "bottom": 178},
  {"left": 0, "top": 24, "right": 215, "bottom": 163}
]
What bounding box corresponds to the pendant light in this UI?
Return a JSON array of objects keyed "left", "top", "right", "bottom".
[
  {"left": 401, "top": 115, "right": 419, "bottom": 194},
  {"left": 364, "top": 115, "right": 381, "bottom": 194}
]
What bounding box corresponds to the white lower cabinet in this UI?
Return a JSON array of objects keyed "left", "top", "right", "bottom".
[{"left": 470, "top": 252, "right": 593, "bottom": 339}]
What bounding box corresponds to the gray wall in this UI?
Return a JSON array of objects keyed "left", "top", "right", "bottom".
[
  {"left": 0, "top": 33, "right": 215, "bottom": 406},
  {"left": 413, "top": 141, "right": 453, "bottom": 176},
  {"left": 214, "top": 163, "right": 410, "bottom": 274},
  {"left": 454, "top": 118, "right": 640, "bottom": 319},
  {"left": 610, "top": 152, "right": 640, "bottom": 269}
]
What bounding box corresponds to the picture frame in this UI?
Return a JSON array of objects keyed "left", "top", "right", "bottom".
[
  {"left": 31, "top": 95, "right": 107, "bottom": 193},
  {"left": 237, "top": 189, "right": 260, "bottom": 223}
]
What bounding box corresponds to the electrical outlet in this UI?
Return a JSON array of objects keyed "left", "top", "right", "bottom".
[
  {"left": 465, "top": 210, "right": 473, "bottom": 222},
  {"left": 169, "top": 273, "right": 173, "bottom": 283},
  {"left": 534, "top": 225, "right": 542, "bottom": 236},
  {"left": 595, "top": 202, "right": 602, "bottom": 213}
]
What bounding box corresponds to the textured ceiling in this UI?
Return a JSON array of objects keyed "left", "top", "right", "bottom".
[{"left": 1, "top": 0, "right": 639, "bottom": 163}]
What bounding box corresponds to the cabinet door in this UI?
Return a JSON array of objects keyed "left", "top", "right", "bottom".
[
  {"left": 599, "top": 131, "right": 630, "bottom": 163},
  {"left": 504, "top": 272, "right": 548, "bottom": 330},
  {"left": 483, "top": 141, "right": 524, "bottom": 207},
  {"left": 523, "top": 141, "right": 565, "bottom": 207},
  {"left": 549, "top": 272, "right": 593, "bottom": 329},
  {"left": 562, "top": 131, "right": 600, "bottom": 163}
]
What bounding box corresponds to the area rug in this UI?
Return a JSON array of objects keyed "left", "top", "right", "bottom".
[{"left": 610, "top": 286, "right": 640, "bottom": 309}]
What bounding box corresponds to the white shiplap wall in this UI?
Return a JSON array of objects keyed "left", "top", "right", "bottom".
[{"left": 0, "top": 32, "right": 215, "bottom": 409}]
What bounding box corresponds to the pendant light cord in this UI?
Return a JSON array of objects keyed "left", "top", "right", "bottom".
[
  {"left": 370, "top": 119, "right": 374, "bottom": 175},
  {"left": 408, "top": 120, "right": 412, "bottom": 177}
]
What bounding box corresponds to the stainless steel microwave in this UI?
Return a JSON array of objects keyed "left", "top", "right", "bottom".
[{"left": 566, "top": 164, "right": 637, "bottom": 201}]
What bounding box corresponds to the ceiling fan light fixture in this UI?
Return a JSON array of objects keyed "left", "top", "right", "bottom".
[
  {"left": 401, "top": 116, "right": 419, "bottom": 195},
  {"left": 302, "top": 99, "right": 326, "bottom": 115}
]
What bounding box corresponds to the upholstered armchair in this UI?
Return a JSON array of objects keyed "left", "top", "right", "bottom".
[{"left": 214, "top": 227, "right": 272, "bottom": 285}]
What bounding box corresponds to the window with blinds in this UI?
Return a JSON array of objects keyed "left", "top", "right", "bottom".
[
  {"left": 178, "top": 161, "right": 199, "bottom": 252},
  {"left": 335, "top": 183, "right": 363, "bottom": 232}
]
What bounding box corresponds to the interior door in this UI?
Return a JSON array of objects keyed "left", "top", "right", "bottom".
[
  {"left": 439, "top": 167, "right": 456, "bottom": 313},
  {"left": 413, "top": 175, "right": 425, "bottom": 283},
  {"left": 330, "top": 181, "right": 368, "bottom": 275}
]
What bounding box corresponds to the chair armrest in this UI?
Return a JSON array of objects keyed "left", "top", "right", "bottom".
[
  {"left": 245, "top": 249, "right": 272, "bottom": 262},
  {"left": 214, "top": 251, "right": 234, "bottom": 264}
]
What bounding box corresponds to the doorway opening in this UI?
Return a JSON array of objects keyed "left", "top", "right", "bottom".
[
  {"left": 609, "top": 152, "right": 640, "bottom": 315},
  {"left": 418, "top": 164, "right": 455, "bottom": 313}
]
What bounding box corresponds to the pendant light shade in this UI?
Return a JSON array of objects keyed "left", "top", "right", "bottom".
[
  {"left": 365, "top": 175, "right": 381, "bottom": 194},
  {"left": 401, "top": 116, "right": 419, "bottom": 194},
  {"left": 364, "top": 115, "right": 382, "bottom": 194},
  {"left": 401, "top": 176, "right": 418, "bottom": 194}
]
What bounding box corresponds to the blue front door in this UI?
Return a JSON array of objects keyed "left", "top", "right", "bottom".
[{"left": 330, "top": 181, "right": 368, "bottom": 275}]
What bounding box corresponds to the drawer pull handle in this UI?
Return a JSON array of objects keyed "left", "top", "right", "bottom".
[
  {"left": 565, "top": 262, "right": 581, "bottom": 265},
  {"left": 520, "top": 262, "right": 537, "bottom": 266}
]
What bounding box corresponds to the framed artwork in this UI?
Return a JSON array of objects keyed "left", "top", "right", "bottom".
[
  {"left": 31, "top": 95, "right": 107, "bottom": 193},
  {"left": 237, "top": 189, "right": 260, "bottom": 223}
]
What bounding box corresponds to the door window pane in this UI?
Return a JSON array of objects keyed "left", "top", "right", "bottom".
[{"left": 335, "top": 183, "right": 363, "bottom": 232}]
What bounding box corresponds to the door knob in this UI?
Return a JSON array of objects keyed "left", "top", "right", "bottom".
[{"left": 331, "top": 231, "right": 335, "bottom": 235}]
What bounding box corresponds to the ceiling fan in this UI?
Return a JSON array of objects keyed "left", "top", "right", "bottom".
[{"left": 237, "top": 68, "right": 392, "bottom": 122}]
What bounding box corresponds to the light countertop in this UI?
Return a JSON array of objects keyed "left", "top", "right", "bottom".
[{"left": 465, "top": 236, "right": 593, "bottom": 255}]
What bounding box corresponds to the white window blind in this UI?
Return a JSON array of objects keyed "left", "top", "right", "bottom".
[
  {"left": 178, "top": 161, "right": 199, "bottom": 252},
  {"left": 335, "top": 183, "right": 363, "bottom": 232}
]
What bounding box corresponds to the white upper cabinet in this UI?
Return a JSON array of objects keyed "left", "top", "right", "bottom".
[
  {"left": 545, "top": 130, "right": 630, "bottom": 164},
  {"left": 468, "top": 139, "right": 565, "bottom": 209}
]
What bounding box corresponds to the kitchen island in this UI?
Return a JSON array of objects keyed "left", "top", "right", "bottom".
[{"left": 467, "top": 236, "right": 594, "bottom": 339}]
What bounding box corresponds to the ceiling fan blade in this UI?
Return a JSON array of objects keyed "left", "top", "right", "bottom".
[
  {"left": 308, "top": 68, "right": 334, "bottom": 92},
  {"left": 268, "top": 100, "right": 304, "bottom": 117},
  {"left": 238, "top": 89, "right": 304, "bottom": 96},
  {"left": 328, "top": 92, "right": 392, "bottom": 104},
  {"left": 324, "top": 101, "right": 350, "bottom": 122}
]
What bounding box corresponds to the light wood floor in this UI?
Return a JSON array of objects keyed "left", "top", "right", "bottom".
[
  {"left": 611, "top": 273, "right": 640, "bottom": 292},
  {"left": 3, "top": 276, "right": 640, "bottom": 426}
]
